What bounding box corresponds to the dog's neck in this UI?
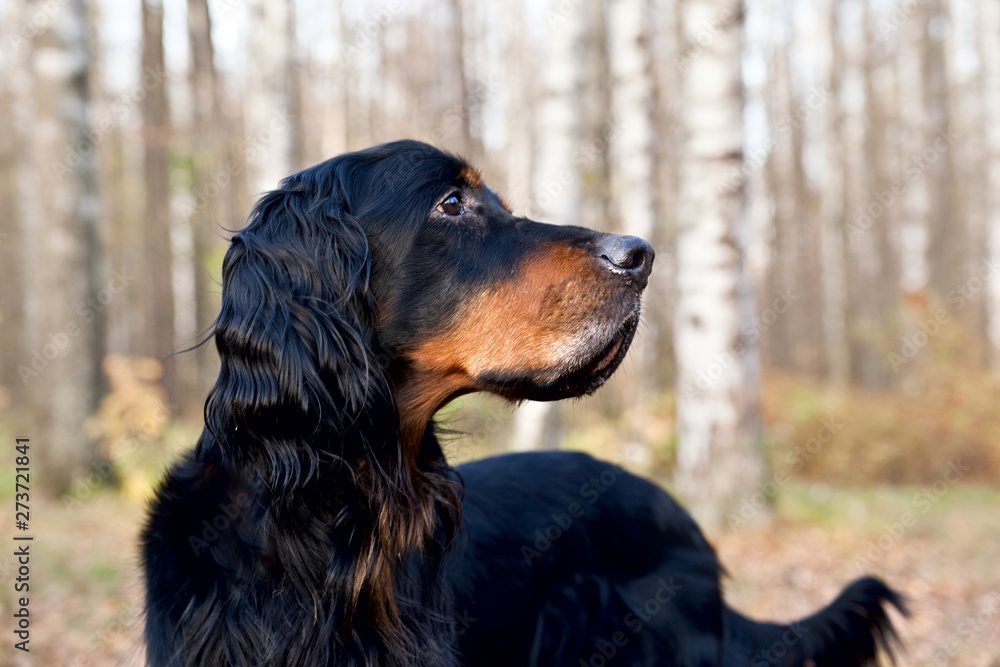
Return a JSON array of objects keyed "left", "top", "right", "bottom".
[{"left": 392, "top": 365, "right": 474, "bottom": 456}]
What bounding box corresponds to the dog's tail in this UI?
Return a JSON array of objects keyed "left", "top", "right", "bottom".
[{"left": 722, "top": 577, "right": 905, "bottom": 666}]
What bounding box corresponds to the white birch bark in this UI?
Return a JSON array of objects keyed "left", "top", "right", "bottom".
[
  {"left": 609, "top": 0, "right": 658, "bottom": 401},
  {"left": 532, "top": 0, "right": 585, "bottom": 224},
  {"left": 821, "top": 0, "right": 849, "bottom": 386},
  {"left": 247, "top": 0, "right": 298, "bottom": 193},
  {"left": 981, "top": 1, "right": 1000, "bottom": 370},
  {"left": 674, "top": 0, "right": 765, "bottom": 530},
  {"left": 16, "top": 0, "right": 105, "bottom": 491},
  {"left": 513, "top": 0, "right": 587, "bottom": 451},
  {"left": 502, "top": 0, "right": 535, "bottom": 207}
]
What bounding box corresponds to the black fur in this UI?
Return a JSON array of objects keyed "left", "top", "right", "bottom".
[{"left": 142, "top": 140, "right": 904, "bottom": 666}]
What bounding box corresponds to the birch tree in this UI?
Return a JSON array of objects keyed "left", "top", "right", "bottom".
[
  {"left": 141, "top": 0, "right": 176, "bottom": 397},
  {"left": 844, "top": 0, "right": 899, "bottom": 389},
  {"left": 982, "top": 1, "right": 1000, "bottom": 370},
  {"left": 1, "top": 2, "right": 24, "bottom": 391},
  {"left": 922, "top": 0, "right": 962, "bottom": 302},
  {"left": 673, "top": 0, "right": 765, "bottom": 529},
  {"left": 186, "top": 0, "right": 224, "bottom": 396},
  {"left": 501, "top": 0, "right": 535, "bottom": 207},
  {"left": 17, "top": 0, "right": 106, "bottom": 492},
  {"left": 821, "top": 0, "right": 850, "bottom": 385},
  {"left": 609, "top": 0, "right": 659, "bottom": 402},
  {"left": 512, "top": 0, "right": 587, "bottom": 452},
  {"left": 448, "top": 0, "right": 474, "bottom": 156},
  {"left": 247, "top": 0, "right": 300, "bottom": 193}
]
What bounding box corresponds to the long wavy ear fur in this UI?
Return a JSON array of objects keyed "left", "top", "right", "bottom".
[
  {"left": 205, "top": 169, "right": 392, "bottom": 487},
  {"left": 199, "top": 158, "right": 459, "bottom": 662}
]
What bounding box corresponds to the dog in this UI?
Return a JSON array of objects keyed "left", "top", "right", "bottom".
[{"left": 142, "top": 140, "right": 904, "bottom": 666}]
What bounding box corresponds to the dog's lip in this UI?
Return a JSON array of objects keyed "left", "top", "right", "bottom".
[
  {"left": 475, "top": 308, "right": 642, "bottom": 401},
  {"left": 580, "top": 312, "right": 639, "bottom": 386},
  {"left": 593, "top": 331, "right": 627, "bottom": 374}
]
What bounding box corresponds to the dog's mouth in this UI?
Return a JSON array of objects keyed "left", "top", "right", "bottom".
[
  {"left": 476, "top": 310, "right": 640, "bottom": 402},
  {"left": 575, "top": 312, "right": 639, "bottom": 391},
  {"left": 593, "top": 328, "right": 629, "bottom": 373}
]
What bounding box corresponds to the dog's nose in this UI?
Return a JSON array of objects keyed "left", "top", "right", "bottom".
[{"left": 599, "top": 235, "right": 655, "bottom": 288}]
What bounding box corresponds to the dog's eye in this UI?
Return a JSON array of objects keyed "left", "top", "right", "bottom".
[{"left": 437, "top": 195, "right": 464, "bottom": 216}]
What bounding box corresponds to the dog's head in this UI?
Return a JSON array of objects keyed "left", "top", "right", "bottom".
[
  {"left": 207, "top": 140, "right": 652, "bottom": 464},
  {"left": 363, "top": 143, "right": 654, "bottom": 447}
]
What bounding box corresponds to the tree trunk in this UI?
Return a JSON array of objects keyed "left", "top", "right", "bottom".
[
  {"left": 512, "top": 0, "right": 588, "bottom": 451},
  {"left": 762, "top": 11, "right": 796, "bottom": 373},
  {"left": 645, "top": 0, "right": 682, "bottom": 392},
  {"left": 859, "top": 2, "right": 899, "bottom": 387},
  {"left": 502, "top": 0, "right": 535, "bottom": 208},
  {"left": 448, "top": 0, "right": 475, "bottom": 157},
  {"left": 0, "top": 3, "right": 24, "bottom": 397},
  {"left": 247, "top": 0, "right": 300, "bottom": 193},
  {"left": 141, "top": 0, "right": 176, "bottom": 400},
  {"left": 922, "top": 0, "right": 962, "bottom": 303},
  {"left": 186, "top": 0, "right": 224, "bottom": 402},
  {"left": 840, "top": 1, "right": 897, "bottom": 389},
  {"left": 983, "top": 0, "right": 1000, "bottom": 371},
  {"left": 609, "top": 0, "right": 659, "bottom": 403},
  {"left": 17, "top": 0, "right": 106, "bottom": 492},
  {"left": 821, "top": 0, "right": 849, "bottom": 386},
  {"left": 673, "top": 0, "right": 764, "bottom": 531}
]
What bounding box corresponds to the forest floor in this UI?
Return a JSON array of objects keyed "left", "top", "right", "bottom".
[{"left": 0, "top": 481, "right": 997, "bottom": 666}]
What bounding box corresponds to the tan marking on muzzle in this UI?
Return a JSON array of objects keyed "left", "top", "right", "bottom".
[{"left": 407, "top": 243, "right": 598, "bottom": 380}]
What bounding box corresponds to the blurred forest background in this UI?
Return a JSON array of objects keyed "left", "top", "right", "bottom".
[{"left": 1, "top": 0, "right": 999, "bottom": 664}]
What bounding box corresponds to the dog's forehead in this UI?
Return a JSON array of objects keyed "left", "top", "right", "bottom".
[
  {"left": 452, "top": 165, "right": 512, "bottom": 214},
  {"left": 456, "top": 165, "right": 484, "bottom": 189}
]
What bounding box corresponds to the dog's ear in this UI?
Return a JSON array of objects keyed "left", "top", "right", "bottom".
[
  {"left": 203, "top": 169, "right": 397, "bottom": 489},
  {"left": 198, "top": 150, "right": 460, "bottom": 657}
]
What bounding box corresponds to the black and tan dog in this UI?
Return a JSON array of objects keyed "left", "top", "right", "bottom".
[{"left": 142, "top": 140, "right": 903, "bottom": 666}]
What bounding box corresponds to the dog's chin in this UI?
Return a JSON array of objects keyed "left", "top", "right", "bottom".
[{"left": 483, "top": 312, "right": 640, "bottom": 402}]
